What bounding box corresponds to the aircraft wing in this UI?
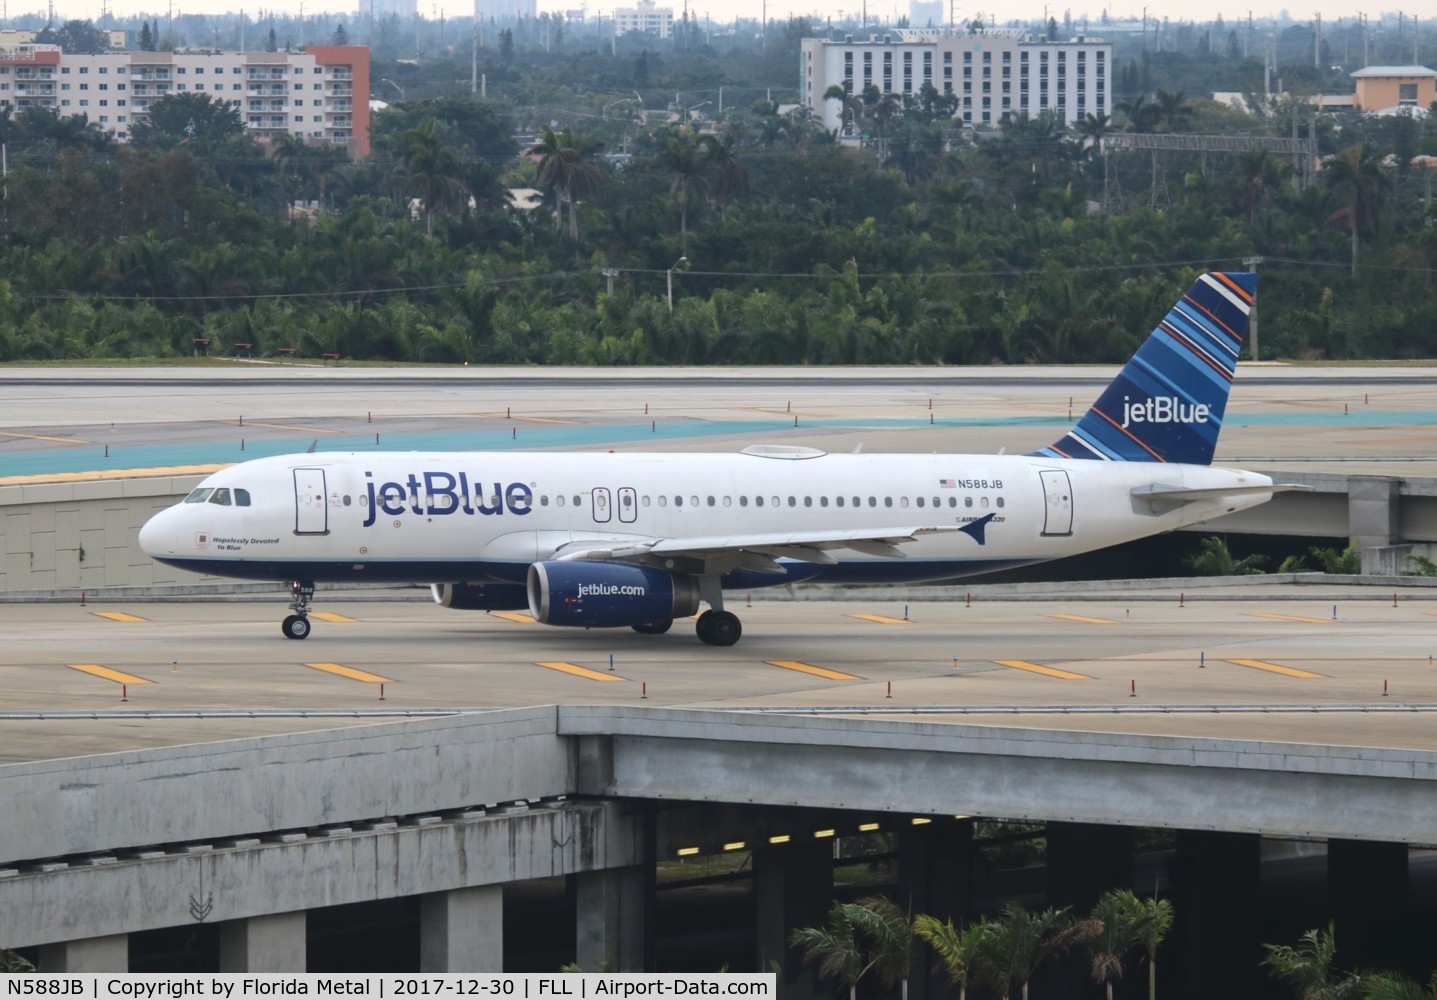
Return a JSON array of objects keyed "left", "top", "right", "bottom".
[{"left": 552, "top": 525, "right": 962, "bottom": 576}]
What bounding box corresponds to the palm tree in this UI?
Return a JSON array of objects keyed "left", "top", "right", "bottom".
[
  {"left": 1262, "top": 923, "right": 1364, "bottom": 1000},
  {"left": 1112, "top": 890, "right": 1172, "bottom": 1000},
  {"left": 400, "top": 116, "right": 466, "bottom": 238},
  {"left": 702, "top": 133, "right": 749, "bottom": 221},
  {"left": 914, "top": 914, "right": 986, "bottom": 1000},
  {"left": 656, "top": 128, "right": 710, "bottom": 242},
  {"left": 847, "top": 896, "right": 914, "bottom": 1000},
  {"left": 1151, "top": 89, "right": 1193, "bottom": 133},
  {"left": 791, "top": 902, "right": 869, "bottom": 1000},
  {"left": 1364, "top": 971, "right": 1437, "bottom": 1000},
  {"left": 823, "top": 84, "right": 863, "bottom": 136},
  {"left": 1086, "top": 891, "right": 1139, "bottom": 1000},
  {"left": 533, "top": 125, "right": 604, "bottom": 241},
  {"left": 978, "top": 903, "right": 1093, "bottom": 1000},
  {"left": 1236, "top": 148, "right": 1291, "bottom": 226},
  {"left": 1186, "top": 535, "right": 1267, "bottom": 575},
  {"left": 1323, "top": 144, "right": 1390, "bottom": 276}
]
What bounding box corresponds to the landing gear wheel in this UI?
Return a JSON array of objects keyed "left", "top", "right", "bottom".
[
  {"left": 632, "top": 620, "right": 673, "bottom": 635},
  {"left": 282, "top": 614, "right": 312, "bottom": 640},
  {"left": 697, "top": 610, "right": 741, "bottom": 647}
]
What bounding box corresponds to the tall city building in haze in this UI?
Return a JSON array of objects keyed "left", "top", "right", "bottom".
[
  {"left": 356, "top": 0, "right": 417, "bottom": 18},
  {"left": 803, "top": 28, "right": 1110, "bottom": 130},
  {"left": 475, "top": 0, "right": 538, "bottom": 20}
]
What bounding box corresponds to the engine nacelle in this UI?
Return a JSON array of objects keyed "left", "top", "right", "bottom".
[
  {"left": 527, "top": 561, "right": 700, "bottom": 628},
  {"left": 431, "top": 582, "right": 531, "bottom": 611}
]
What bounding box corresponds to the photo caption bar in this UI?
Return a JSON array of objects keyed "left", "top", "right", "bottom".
[{"left": 0, "top": 975, "right": 776, "bottom": 1000}]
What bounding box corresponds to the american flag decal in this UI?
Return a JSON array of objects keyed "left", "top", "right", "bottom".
[{"left": 939, "top": 478, "right": 956, "bottom": 488}]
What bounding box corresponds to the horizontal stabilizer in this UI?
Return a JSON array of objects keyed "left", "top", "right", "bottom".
[{"left": 1131, "top": 482, "right": 1312, "bottom": 513}]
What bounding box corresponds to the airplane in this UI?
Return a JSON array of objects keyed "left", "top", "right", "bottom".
[{"left": 139, "top": 271, "right": 1301, "bottom": 646}]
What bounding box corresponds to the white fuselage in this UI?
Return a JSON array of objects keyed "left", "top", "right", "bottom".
[{"left": 138, "top": 449, "right": 1276, "bottom": 587}]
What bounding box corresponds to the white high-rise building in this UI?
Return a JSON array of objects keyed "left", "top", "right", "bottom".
[
  {"left": 0, "top": 43, "right": 372, "bottom": 156},
  {"left": 475, "top": 0, "right": 537, "bottom": 21},
  {"left": 801, "top": 28, "right": 1111, "bottom": 131},
  {"left": 614, "top": 0, "right": 673, "bottom": 38}
]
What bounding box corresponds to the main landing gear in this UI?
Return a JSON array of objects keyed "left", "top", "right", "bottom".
[
  {"left": 282, "top": 579, "right": 315, "bottom": 640},
  {"left": 695, "top": 610, "right": 742, "bottom": 646}
]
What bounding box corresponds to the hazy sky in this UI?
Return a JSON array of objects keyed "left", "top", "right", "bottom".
[{"left": 14, "top": 0, "right": 1422, "bottom": 35}]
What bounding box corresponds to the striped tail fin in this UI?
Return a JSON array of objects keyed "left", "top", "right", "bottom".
[{"left": 1032, "top": 272, "right": 1256, "bottom": 465}]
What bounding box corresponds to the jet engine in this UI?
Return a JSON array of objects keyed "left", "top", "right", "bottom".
[
  {"left": 430, "top": 582, "right": 532, "bottom": 611},
  {"left": 527, "top": 561, "right": 700, "bottom": 628}
]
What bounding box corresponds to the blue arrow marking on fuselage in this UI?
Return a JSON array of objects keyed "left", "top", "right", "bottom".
[{"left": 957, "top": 513, "right": 998, "bottom": 545}]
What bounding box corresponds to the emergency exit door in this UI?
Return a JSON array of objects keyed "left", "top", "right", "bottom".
[{"left": 1040, "top": 469, "right": 1073, "bottom": 537}]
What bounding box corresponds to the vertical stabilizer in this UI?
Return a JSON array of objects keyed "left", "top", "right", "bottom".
[{"left": 1033, "top": 272, "right": 1256, "bottom": 465}]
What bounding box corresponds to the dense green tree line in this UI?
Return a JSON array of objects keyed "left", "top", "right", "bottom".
[{"left": 0, "top": 44, "right": 1434, "bottom": 365}]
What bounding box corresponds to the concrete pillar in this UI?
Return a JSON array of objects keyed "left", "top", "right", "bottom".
[
  {"left": 575, "top": 866, "right": 646, "bottom": 972},
  {"left": 755, "top": 840, "right": 832, "bottom": 1000},
  {"left": 1046, "top": 821, "right": 1134, "bottom": 911},
  {"left": 37, "top": 934, "right": 129, "bottom": 972},
  {"left": 899, "top": 820, "right": 973, "bottom": 1000},
  {"left": 420, "top": 885, "right": 503, "bottom": 972},
  {"left": 1327, "top": 839, "right": 1409, "bottom": 972},
  {"left": 1170, "top": 830, "right": 1261, "bottom": 1000},
  {"left": 1349, "top": 476, "right": 1401, "bottom": 565},
  {"left": 219, "top": 911, "right": 307, "bottom": 972}
]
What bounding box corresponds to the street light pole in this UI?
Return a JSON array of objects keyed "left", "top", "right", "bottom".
[{"left": 667, "top": 256, "right": 687, "bottom": 314}]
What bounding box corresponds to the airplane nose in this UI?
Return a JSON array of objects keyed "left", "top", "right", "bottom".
[{"left": 138, "top": 509, "right": 173, "bottom": 556}]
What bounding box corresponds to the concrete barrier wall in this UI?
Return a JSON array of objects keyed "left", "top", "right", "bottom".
[
  {"left": 0, "top": 801, "right": 638, "bottom": 950},
  {"left": 0, "top": 476, "right": 215, "bottom": 592},
  {"left": 0, "top": 708, "right": 572, "bottom": 863}
]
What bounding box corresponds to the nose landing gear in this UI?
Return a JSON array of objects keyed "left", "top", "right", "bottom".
[{"left": 282, "top": 579, "right": 315, "bottom": 640}]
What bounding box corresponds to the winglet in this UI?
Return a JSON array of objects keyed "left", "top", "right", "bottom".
[
  {"left": 1032, "top": 272, "right": 1256, "bottom": 465},
  {"left": 958, "top": 513, "right": 997, "bottom": 545}
]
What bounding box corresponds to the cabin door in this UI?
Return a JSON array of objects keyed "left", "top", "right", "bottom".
[
  {"left": 1039, "top": 470, "right": 1073, "bottom": 537},
  {"left": 293, "top": 468, "right": 329, "bottom": 535}
]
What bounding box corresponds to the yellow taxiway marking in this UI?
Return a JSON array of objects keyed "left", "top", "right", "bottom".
[
  {"left": 491, "top": 611, "right": 537, "bottom": 624},
  {"left": 1246, "top": 613, "right": 1334, "bottom": 624},
  {"left": 67, "top": 664, "right": 153, "bottom": 686},
  {"left": 847, "top": 614, "right": 911, "bottom": 625},
  {"left": 92, "top": 611, "right": 148, "bottom": 623},
  {"left": 478, "top": 413, "right": 580, "bottom": 425},
  {"left": 1045, "top": 614, "right": 1118, "bottom": 624},
  {"left": 535, "top": 661, "right": 626, "bottom": 682},
  {"left": 1226, "top": 658, "right": 1325, "bottom": 679},
  {"left": 309, "top": 612, "right": 356, "bottom": 623},
  {"left": 766, "top": 660, "right": 863, "bottom": 681},
  {"left": 304, "top": 662, "right": 393, "bottom": 684},
  {"left": 994, "top": 659, "right": 1092, "bottom": 680},
  {"left": 0, "top": 464, "right": 229, "bottom": 487},
  {"left": 0, "top": 430, "right": 87, "bottom": 444},
  {"left": 216, "top": 419, "right": 334, "bottom": 434}
]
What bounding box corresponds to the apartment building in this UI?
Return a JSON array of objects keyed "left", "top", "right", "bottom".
[
  {"left": 614, "top": 0, "right": 674, "bottom": 39},
  {"left": 801, "top": 28, "right": 1111, "bottom": 131},
  {"left": 0, "top": 43, "right": 371, "bottom": 157}
]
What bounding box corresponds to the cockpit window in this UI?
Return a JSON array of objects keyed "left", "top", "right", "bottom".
[
  {"left": 235, "top": 489, "right": 252, "bottom": 507},
  {"left": 208, "top": 488, "right": 232, "bottom": 506},
  {"left": 184, "top": 488, "right": 213, "bottom": 503}
]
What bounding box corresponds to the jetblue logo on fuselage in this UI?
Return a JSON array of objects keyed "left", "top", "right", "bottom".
[
  {"left": 362, "top": 471, "right": 533, "bottom": 527},
  {"left": 1121, "top": 396, "right": 1211, "bottom": 428}
]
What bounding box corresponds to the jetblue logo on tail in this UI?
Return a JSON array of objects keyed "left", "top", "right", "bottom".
[
  {"left": 1121, "top": 396, "right": 1211, "bottom": 428},
  {"left": 1031, "top": 272, "right": 1256, "bottom": 465}
]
